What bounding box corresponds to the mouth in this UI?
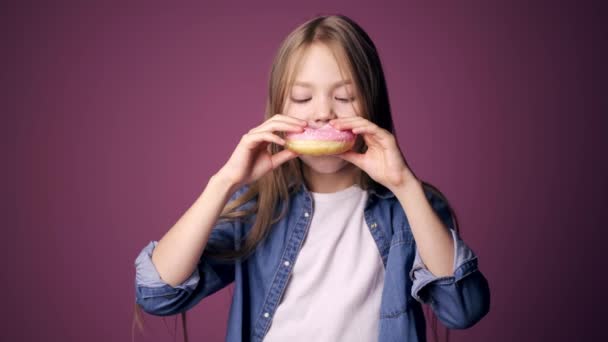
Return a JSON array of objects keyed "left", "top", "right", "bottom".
[{"left": 284, "top": 123, "right": 356, "bottom": 156}]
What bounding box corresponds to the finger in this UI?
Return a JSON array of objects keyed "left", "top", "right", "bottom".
[
  {"left": 331, "top": 120, "right": 385, "bottom": 146},
  {"left": 270, "top": 114, "right": 308, "bottom": 126},
  {"left": 338, "top": 121, "right": 368, "bottom": 132},
  {"left": 250, "top": 121, "right": 305, "bottom": 134},
  {"left": 270, "top": 149, "right": 300, "bottom": 169},
  {"left": 329, "top": 116, "right": 367, "bottom": 125},
  {"left": 331, "top": 115, "right": 364, "bottom": 121},
  {"left": 242, "top": 131, "right": 285, "bottom": 149},
  {"left": 333, "top": 121, "right": 384, "bottom": 147},
  {"left": 331, "top": 118, "right": 386, "bottom": 139},
  {"left": 350, "top": 125, "right": 394, "bottom": 147},
  {"left": 330, "top": 117, "right": 370, "bottom": 130},
  {"left": 350, "top": 124, "right": 390, "bottom": 137},
  {"left": 330, "top": 120, "right": 371, "bottom": 133}
]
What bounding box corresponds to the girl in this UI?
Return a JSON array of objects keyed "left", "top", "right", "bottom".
[{"left": 133, "top": 14, "right": 490, "bottom": 342}]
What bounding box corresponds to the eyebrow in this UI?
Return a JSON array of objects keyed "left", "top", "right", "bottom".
[{"left": 293, "top": 79, "right": 352, "bottom": 89}]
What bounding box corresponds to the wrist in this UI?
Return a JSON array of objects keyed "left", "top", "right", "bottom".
[
  {"left": 210, "top": 170, "right": 241, "bottom": 193},
  {"left": 392, "top": 174, "right": 424, "bottom": 206},
  {"left": 204, "top": 173, "right": 238, "bottom": 203},
  {"left": 390, "top": 169, "right": 420, "bottom": 194}
]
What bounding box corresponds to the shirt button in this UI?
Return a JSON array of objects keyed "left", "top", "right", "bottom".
[
  {"left": 371, "top": 222, "right": 378, "bottom": 228},
  {"left": 264, "top": 312, "right": 270, "bottom": 318},
  {"left": 284, "top": 260, "right": 290, "bottom": 266},
  {"left": 304, "top": 212, "right": 310, "bottom": 217}
]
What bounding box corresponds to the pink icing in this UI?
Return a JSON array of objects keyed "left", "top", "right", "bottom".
[{"left": 286, "top": 123, "right": 355, "bottom": 141}]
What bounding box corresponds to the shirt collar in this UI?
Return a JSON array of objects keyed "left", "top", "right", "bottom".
[{"left": 289, "top": 178, "right": 395, "bottom": 199}]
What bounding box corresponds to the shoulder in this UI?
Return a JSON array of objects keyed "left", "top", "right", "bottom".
[
  {"left": 372, "top": 183, "right": 454, "bottom": 228},
  {"left": 227, "top": 184, "right": 258, "bottom": 210},
  {"left": 369, "top": 192, "right": 408, "bottom": 232}
]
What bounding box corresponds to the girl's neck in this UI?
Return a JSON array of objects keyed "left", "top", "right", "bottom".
[{"left": 302, "top": 162, "right": 362, "bottom": 194}]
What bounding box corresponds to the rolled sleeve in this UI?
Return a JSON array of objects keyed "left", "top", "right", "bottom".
[
  {"left": 135, "top": 240, "right": 200, "bottom": 290},
  {"left": 133, "top": 185, "right": 252, "bottom": 316},
  {"left": 134, "top": 232, "right": 237, "bottom": 316},
  {"left": 409, "top": 228, "right": 490, "bottom": 329},
  {"left": 409, "top": 228, "right": 478, "bottom": 303},
  {"left": 407, "top": 187, "right": 491, "bottom": 329}
]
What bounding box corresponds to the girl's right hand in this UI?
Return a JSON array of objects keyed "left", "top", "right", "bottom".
[{"left": 216, "top": 114, "right": 307, "bottom": 189}]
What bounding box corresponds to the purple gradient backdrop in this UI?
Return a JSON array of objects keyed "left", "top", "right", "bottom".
[{"left": 9, "top": 1, "right": 606, "bottom": 341}]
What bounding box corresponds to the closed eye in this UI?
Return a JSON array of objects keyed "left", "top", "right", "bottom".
[{"left": 291, "top": 97, "right": 355, "bottom": 103}]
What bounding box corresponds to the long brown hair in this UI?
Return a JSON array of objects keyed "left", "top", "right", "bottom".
[{"left": 133, "top": 13, "right": 460, "bottom": 342}]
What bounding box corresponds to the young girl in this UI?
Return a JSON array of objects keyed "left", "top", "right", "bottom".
[{"left": 133, "top": 14, "right": 490, "bottom": 342}]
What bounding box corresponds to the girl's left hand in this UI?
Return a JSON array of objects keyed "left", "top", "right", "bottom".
[{"left": 330, "top": 117, "right": 418, "bottom": 192}]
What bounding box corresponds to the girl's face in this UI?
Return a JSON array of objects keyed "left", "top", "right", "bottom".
[{"left": 283, "top": 43, "right": 362, "bottom": 174}]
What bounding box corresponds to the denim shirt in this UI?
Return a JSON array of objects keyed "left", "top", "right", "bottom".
[{"left": 134, "top": 182, "right": 490, "bottom": 341}]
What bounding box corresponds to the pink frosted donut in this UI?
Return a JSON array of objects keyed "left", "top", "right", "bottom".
[{"left": 285, "top": 123, "right": 356, "bottom": 156}]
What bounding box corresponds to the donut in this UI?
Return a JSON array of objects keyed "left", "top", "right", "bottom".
[{"left": 284, "top": 122, "right": 356, "bottom": 156}]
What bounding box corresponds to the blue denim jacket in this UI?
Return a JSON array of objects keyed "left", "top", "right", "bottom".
[{"left": 134, "top": 182, "right": 490, "bottom": 341}]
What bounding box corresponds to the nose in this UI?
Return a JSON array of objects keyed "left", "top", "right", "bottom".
[{"left": 310, "top": 97, "right": 336, "bottom": 128}]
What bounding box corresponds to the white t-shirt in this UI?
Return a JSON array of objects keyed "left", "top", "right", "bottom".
[{"left": 263, "top": 184, "right": 386, "bottom": 341}]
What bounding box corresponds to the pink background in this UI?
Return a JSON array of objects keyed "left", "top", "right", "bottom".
[{"left": 9, "top": 1, "right": 605, "bottom": 341}]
